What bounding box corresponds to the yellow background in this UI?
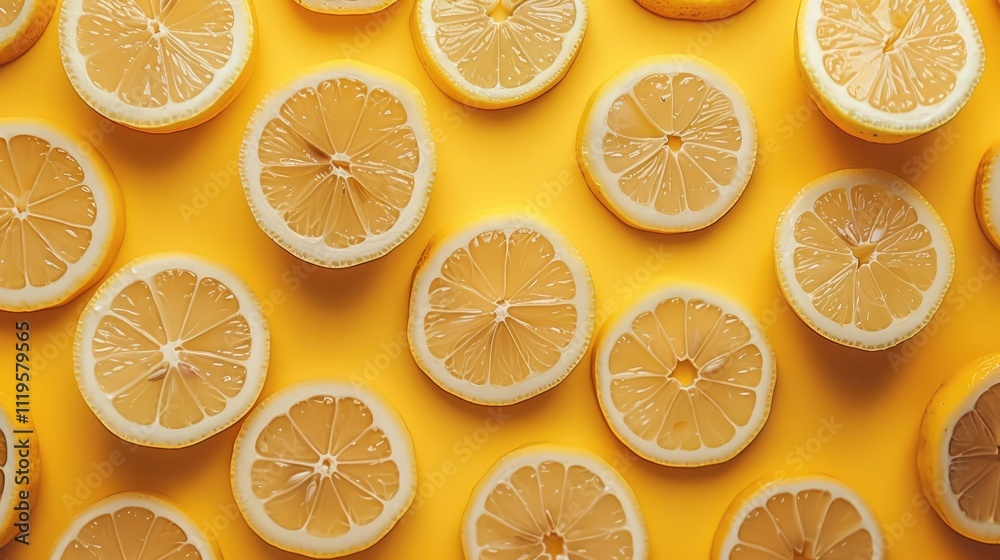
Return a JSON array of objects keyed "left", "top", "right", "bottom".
[{"left": 2, "top": 0, "right": 1000, "bottom": 557}]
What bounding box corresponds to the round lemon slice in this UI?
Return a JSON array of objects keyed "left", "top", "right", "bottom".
[
  {"left": 0, "top": 394, "right": 38, "bottom": 548},
  {"left": 975, "top": 143, "right": 1000, "bottom": 252},
  {"left": 594, "top": 284, "right": 775, "bottom": 467},
  {"left": 0, "top": 0, "right": 55, "bottom": 64},
  {"left": 52, "top": 492, "right": 220, "bottom": 559},
  {"left": 578, "top": 55, "right": 757, "bottom": 233},
  {"left": 408, "top": 214, "right": 595, "bottom": 405},
  {"left": 463, "top": 445, "right": 648, "bottom": 560},
  {"left": 0, "top": 119, "right": 124, "bottom": 312},
  {"left": 58, "top": 0, "right": 256, "bottom": 133},
  {"left": 231, "top": 381, "right": 416, "bottom": 559},
  {"left": 74, "top": 254, "right": 269, "bottom": 448},
  {"left": 293, "top": 0, "right": 397, "bottom": 14},
  {"left": 918, "top": 353, "right": 1000, "bottom": 544},
  {"left": 241, "top": 60, "right": 435, "bottom": 268},
  {"left": 795, "top": 0, "right": 984, "bottom": 143},
  {"left": 775, "top": 169, "right": 954, "bottom": 351},
  {"left": 633, "top": 0, "right": 754, "bottom": 20},
  {"left": 713, "top": 476, "right": 884, "bottom": 560},
  {"left": 411, "top": 0, "right": 588, "bottom": 109}
]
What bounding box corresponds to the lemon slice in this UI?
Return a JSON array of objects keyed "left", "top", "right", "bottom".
[
  {"left": 463, "top": 445, "right": 648, "bottom": 560},
  {"left": 0, "top": 0, "right": 54, "bottom": 64},
  {"left": 411, "top": 0, "right": 588, "bottom": 109},
  {"left": 594, "top": 284, "right": 775, "bottom": 467},
  {"left": 74, "top": 254, "right": 269, "bottom": 448},
  {"left": 918, "top": 353, "right": 1000, "bottom": 544},
  {"left": 52, "top": 492, "right": 220, "bottom": 559},
  {"left": 975, "top": 143, "right": 1000, "bottom": 252},
  {"left": 713, "top": 476, "right": 884, "bottom": 560},
  {"left": 231, "top": 381, "right": 416, "bottom": 559},
  {"left": 58, "top": 0, "right": 256, "bottom": 133},
  {"left": 293, "top": 0, "right": 397, "bottom": 14},
  {"left": 241, "top": 60, "right": 435, "bottom": 268},
  {"left": 775, "top": 169, "right": 954, "bottom": 351},
  {"left": 408, "top": 214, "right": 595, "bottom": 405},
  {"left": 632, "top": 0, "right": 754, "bottom": 20},
  {"left": 796, "top": 0, "right": 984, "bottom": 143},
  {"left": 0, "top": 395, "right": 38, "bottom": 548},
  {"left": 578, "top": 55, "right": 757, "bottom": 233},
  {"left": 0, "top": 119, "right": 124, "bottom": 312}
]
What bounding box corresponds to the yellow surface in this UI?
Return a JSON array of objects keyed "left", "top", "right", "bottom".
[{"left": 1, "top": 0, "right": 1000, "bottom": 558}]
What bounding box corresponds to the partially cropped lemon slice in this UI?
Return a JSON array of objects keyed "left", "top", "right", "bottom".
[
  {"left": 408, "top": 214, "right": 595, "bottom": 405},
  {"left": 633, "top": 0, "right": 754, "bottom": 20},
  {"left": 463, "top": 445, "right": 648, "bottom": 560},
  {"left": 775, "top": 169, "right": 954, "bottom": 351},
  {"left": 796, "top": 0, "right": 984, "bottom": 143},
  {"left": 918, "top": 354, "right": 1000, "bottom": 544},
  {"left": 0, "top": 394, "right": 38, "bottom": 548},
  {"left": 52, "top": 492, "right": 220, "bottom": 559},
  {"left": 594, "top": 284, "right": 775, "bottom": 467},
  {"left": 231, "top": 381, "right": 416, "bottom": 559},
  {"left": 241, "top": 60, "right": 435, "bottom": 268},
  {"left": 75, "top": 254, "right": 269, "bottom": 448},
  {"left": 0, "top": 0, "right": 54, "bottom": 64},
  {"left": 0, "top": 119, "right": 124, "bottom": 312},
  {"left": 713, "top": 476, "right": 884, "bottom": 560},
  {"left": 975, "top": 143, "right": 1000, "bottom": 252},
  {"left": 293, "top": 0, "right": 397, "bottom": 14},
  {"left": 58, "top": 0, "right": 256, "bottom": 133},
  {"left": 411, "top": 0, "right": 588, "bottom": 109},
  {"left": 578, "top": 56, "right": 757, "bottom": 233}
]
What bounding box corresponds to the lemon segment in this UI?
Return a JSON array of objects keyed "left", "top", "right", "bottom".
[
  {"left": 0, "top": 0, "right": 55, "bottom": 64},
  {"left": 408, "top": 214, "right": 595, "bottom": 405},
  {"left": 975, "top": 143, "right": 1000, "bottom": 252},
  {"left": 633, "top": 0, "right": 755, "bottom": 20},
  {"left": 462, "top": 445, "right": 648, "bottom": 560},
  {"left": 293, "top": 0, "right": 399, "bottom": 14}
]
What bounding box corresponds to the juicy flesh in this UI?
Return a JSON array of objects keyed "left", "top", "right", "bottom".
[
  {"left": 0, "top": 134, "right": 97, "bottom": 290},
  {"left": 90, "top": 269, "right": 253, "bottom": 430},
  {"left": 0, "top": 0, "right": 24, "bottom": 27},
  {"left": 430, "top": 0, "right": 578, "bottom": 89},
  {"left": 475, "top": 460, "right": 635, "bottom": 559},
  {"left": 791, "top": 184, "right": 937, "bottom": 331},
  {"left": 608, "top": 296, "right": 763, "bottom": 451},
  {"left": 815, "top": 0, "right": 967, "bottom": 113},
  {"left": 75, "top": 0, "right": 236, "bottom": 107},
  {"left": 948, "top": 382, "right": 1000, "bottom": 525},
  {"left": 602, "top": 73, "right": 743, "bottom": 216},
  {"left": 250, "top": 395, "right": 400, "bottom": 537},
  {"left": 424, "top": 228, "right": 579, "bottom": 387},
  {"left": 258, "top": 78, "right": 419, "bottom": 249},
  {"left": 731, "top": 489, "right": 874, "bottom": 560},
  {"left": 59, "top": 506, "right": 203, "bottom": 560}
]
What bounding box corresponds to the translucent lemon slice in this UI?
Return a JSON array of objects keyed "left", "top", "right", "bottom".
[
  {"left": 58, "top": 0, "right": 256, "bottom": 133},
  {"left": 463, "top": 445, "right": 648, "bottom": 560},
  {"left": 75, "top": 254, "right": 269, "bottom": 448},
  {"left": 774, "top": 169, "right": 954, "bottom": 350},
  {"left": 918, "top": 353, "right": 1000, "bottom": 544},
  {"left": 0, "top": 0, "right": 54, "bottom": 64},
  {"left": 594, "top": 284, "right": 776, "bottom": 467},
  {"left": 0, "top": 119, "right": 124, "bottom": 312},
  {"left": 408, "top": 214, "right": 595, "bottom": 405},
  {"left": 241, "top": 60, "right": 435, "bottom": 268},
  {"left": 796, "top": 0, "right": 984, "bottom": 143},
  {"left": 975, "top": 143, "right": 1000, "bottom": 252},
  {"left": 231, "top": 381, "right": 416, "bottom": 558},
  {"left": 578, "top": 55, "right": 757, "bottom": 233}
]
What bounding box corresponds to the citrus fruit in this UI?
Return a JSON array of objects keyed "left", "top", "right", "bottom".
[
  {"left": 58, "top": 0, "right": 257, "bottom": 133},
  {"left": 231, "top": 381, "right": 416, "bottom": 558},
  {"left": 594, "top": 284, "right": 776, "bottom": 467},
  {"left": 411, "top": 0, "right": 588, "bottom": 109},
  {"left": 0, "top": 118, "right": 124, "bottom": 312},
  {"left": 74, "top": 254, "right": 269, "bottom": 448},
  {"left": 633, "top": 0, "right": 754, "bottom": 20},
  {"left": 293, "top": 0, "right": 397, "bottom": 14},
  {"left": 713, "top": 475, "right": 884, "bottom": 560},
  {"left": 975, "top": 143, "right": 1000, "bottom": 252},
  {"left": 0, "top": 0, "right": 55, "bottom": 64},
  {"left": 795, "top": 0, "right": 984, "bottom": 143},
  {"left": 462, "top": 445, "right": 648, "bottom": 560},
  {"left": 774, "top": 169, "right": 954, "bottom": 351},
  {"left": 408, "top": 214, "right": 595, "bottom": 405},
  {"left": 578, "top": 55, "right": 757, "bottom": 233},
  {"left": 918, "top": 353, "right": 1000, "bottom": 543},
  {"left": 0, "top": 393, "right": 38, "bottom": 548},
  {"left": 52, "top": 492, "right": 221, "bottom": 559},
  {"left": 241, "top": 60, "right": 435, "bottom": 268}
]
